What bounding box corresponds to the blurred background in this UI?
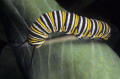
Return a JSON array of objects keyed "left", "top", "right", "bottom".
[{"left": 0, "top": 0, "right": 120, "bottom": 79}]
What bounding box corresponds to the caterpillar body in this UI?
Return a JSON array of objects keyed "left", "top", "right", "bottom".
[{"left": 28, "top": 10, "right": 111, "bottom": 48}]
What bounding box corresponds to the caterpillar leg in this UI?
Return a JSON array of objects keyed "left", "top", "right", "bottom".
[
  {"left": 35, "top": 44, "right": 42, "bottom": 48},
  {"left": 28, "top": 37, "right": 45, "bottom": 48}
]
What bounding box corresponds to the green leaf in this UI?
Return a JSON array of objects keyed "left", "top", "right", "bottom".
[
  {"left": 7, "top": 0, "right": 64, "bottom": 24},
  {"left": 32, "top": 40, "right": 120, "bottom": 79}
]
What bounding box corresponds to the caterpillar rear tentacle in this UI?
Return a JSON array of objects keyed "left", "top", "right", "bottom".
[{"left": 28, "top": 10, "right": 111, "bottom": 48}]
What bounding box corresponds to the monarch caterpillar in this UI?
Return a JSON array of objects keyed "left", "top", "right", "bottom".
[{"left": 28, "top": 10, "right": 111, "bottom": 48}]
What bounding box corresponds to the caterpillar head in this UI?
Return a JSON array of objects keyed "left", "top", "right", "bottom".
[{"left": 101, "top": 23, "right": 111, "bottom": 40}]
